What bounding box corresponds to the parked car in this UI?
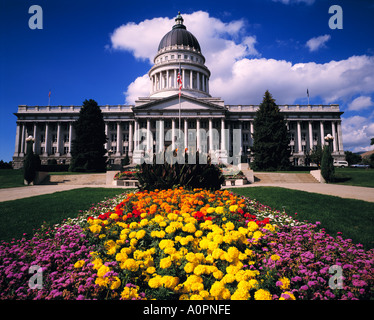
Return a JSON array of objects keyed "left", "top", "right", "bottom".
[
  {"left": 351, "top": 163, "right": 370, "bottom": 168},
  {"left": 333, "top": 160, "right": 349, "bottom": 168}
]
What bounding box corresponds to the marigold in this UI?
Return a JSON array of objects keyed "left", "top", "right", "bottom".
[{"left": 254, "top": 289, "right": 272, "bottom": 300}]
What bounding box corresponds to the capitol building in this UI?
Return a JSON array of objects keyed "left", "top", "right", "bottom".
[{"left": 12, "top": 12, "right": 345, "bottom": 169}]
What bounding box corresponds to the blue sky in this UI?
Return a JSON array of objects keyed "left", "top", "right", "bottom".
[{"left": 1, "top": 0, "right": 374, "bottom": 162}]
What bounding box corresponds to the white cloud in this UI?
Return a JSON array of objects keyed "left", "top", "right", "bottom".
[
  {"left": 210, "top": 55, "right": 374, "bottom": 105},
  {"left": 348, "top": 96, "right": 374, "bottom": 111},
  {"left": 342, "top": 116, "right": 374, "bottom": 152},
  {"left": 111, "top": 11, "right": 374, "bottom": 151},
  {"left": 306, "top": 34, "right": 331, "bottom": 52}
]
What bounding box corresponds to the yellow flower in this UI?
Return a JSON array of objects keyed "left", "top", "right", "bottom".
[
  {"left": 247, "top": 221, "right": 258, "bottom": 232},
  {"left": 231, "top": 288, "right": 250, "bottom": 300},
  {"left": 74, "top": 260, "right": 85, "bottom": 268},
  {"left": 110, "top": 276, "right": 121, "bottom": 290},
  {"left": 224, "top": 222, "right": 235, "bottom": 231},
  {"left": 159, "top": 257, "right": 172, "bottom": 269},
  {"left": 277, "top": 277, "right": 290, "bottom": 290},
  {"left": 89, "top": 224, "right": 102, "bottom": 234},
  {"left": 97, "top": 264, "right": 111, "bottom": 278},
  {"left": 270, "top": 254, "right": 281, "bottom": 261},
  {"left": 254, "top": 289, "right": 272, "bottom": 300},
  {"left": 207, "top": 207, "right": 215, "bottom": 214},
  {"left": 184, "top": 262, "right": 195, "bottom": 273},
  {"left": 146, "top": 267, "right": 156, "bottom": 274},
  {"left": 148, "top": 275, "right": 163, "bottom": 288},
  {"left": 229, "top": 205, "right": 238, "bottom": 212},
  {"left": 109, "top": 213, "right": 119, "bottom": 220},
  {"left": 183, "top": 222, "right": 196, "bottom": 234},
  {"left": 136, "top": 229, "right": 146, "bottom": 240},
  {"left": 215, "top": 206, "right": 224, "bottom": 214}
]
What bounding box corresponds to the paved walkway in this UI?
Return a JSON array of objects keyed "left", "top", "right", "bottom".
[
  {"left": 1, "top": 182, "right": 373, "bottom": 203},
  {"left": 225, "top": 183, "right": 374, "bottom": 203}
]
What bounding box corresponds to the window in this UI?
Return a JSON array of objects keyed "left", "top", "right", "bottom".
[
  {"left": 291, "top": 146, "right": 295, "bottom": 153},
  {"left": 52, "top": 134, "right": 57, "bottom": 142},
  {"left": 63, "top": 134, "right": 69, "bottom": 143},
  {"left": 41, "top": 134, "right": 45, "bottom": 142},
  {"left": 301, "top": 133, "right": 306, "bottom": 141},
  {"left": 63, "top": 147, "right": 69, "bottom": 154},
  {"left": 290, "top": 133, "right": 295, "bottom": 141},
  {"left": 171, "top": 55, "right": 175, "bottom": 59},
  {"left": 52, "top": 147, "right": 57, "bottom": 154}
]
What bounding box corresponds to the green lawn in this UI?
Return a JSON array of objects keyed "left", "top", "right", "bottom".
[
  {"left": 231, "top": 186, "right": 374, "bottom": 249},
  {"left": 333, "top": 167, "right": 374, "bottom": 188},
  {"left": 0, "top": 169, "right": 25, "bottom": 189},
  {"left": 0, "top": 188, "right": 129, "bottom": 243}
]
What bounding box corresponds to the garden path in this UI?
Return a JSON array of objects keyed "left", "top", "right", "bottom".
[{"left": 0, "top": 182, "right": 373, "bottom": 203}]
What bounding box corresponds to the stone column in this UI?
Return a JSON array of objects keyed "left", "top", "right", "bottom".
[
  {"left": 104, "top": 122, "right": 108, "bottom": 151},
  {"left": 209, "top": 118, "right": 213, "bottom": 152},
  {"left": 320, "top": 121, "right": 325, "bottom": 146},
  {"left": 158, "top": 119, "right": 164, "bottom": 152},
  {"left": 337, "top": 121, "right": 344, "bottom": 152},
  {"left": 44, "top": 123, "right": 49, "bottom": 156},
  {"left": 146, "top": 119, "right": 151, "bottom": 152},
  {"left": 134, "top": 120, "right": 139, "bottom": 150},
  {"left": 196, "top": 118, "right": 201, "bottom": 151},
  {"left": 182, "top": 69, "right": 185, "bottom": 89},
  {"left": 166, "top": 70, "right": 169, "bottom": 89},
  {"left": 68, "top": 122, "right": 73, "bottom": 155},
  {"left": 116, "top": 122, "right": 122, "bottom": 156},
  {"left": 190, "top": 70, "right": 193, "bottom": 89},
  {"left": 14, "top": 123, "right": 21, "bottom": 156},
  {"left": 331, "top": 121, "right": 337, "bottom": 152},
  {"left": 129, "top": 121, "right": 133, "bottom": 154},
  {"left": 221, "top": 118, "right": 226, "bottom": 151},
  {"left": 20, "top": 123, "right": 25, "bottom": 156},
  {"left": 308, "top": 121, "right": 313, "bottom": 152},
  {"left": 297, "top": 121, "right": 302, "bottom": 153},
  {"left": 250, "top": 121, "right": 254, "bottom": 146},
  {"left": 184, "top": 119, "right": 188, "bottom": 149},
  {"left": 197, "top": 72, "right": 200, "bottom": 90},
  {"left": 56, "top": 122, "right": 61, "bottom": 156}
]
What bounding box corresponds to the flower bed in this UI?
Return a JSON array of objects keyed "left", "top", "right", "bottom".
[
  {"left": 114, "top": 170, "right": 138, "bottom": 180},
  {"left": 0, "top": 188, "right": 373, "bottom": 300}
]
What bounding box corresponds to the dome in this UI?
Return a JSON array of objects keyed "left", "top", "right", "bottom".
[{"left": 157, "top": 12, "right": 201, "bottom": 52}]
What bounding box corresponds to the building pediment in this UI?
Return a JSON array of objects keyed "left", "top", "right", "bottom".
[{"left": 133, "top": 94, "right": 226, "bottom": 115}]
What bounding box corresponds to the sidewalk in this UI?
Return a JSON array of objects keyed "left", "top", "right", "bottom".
[
  {"left": 224, "top": 183, "right": 374, "bottom": 203},
  {"left": 0, "top": 182, "right": 373, "bottom": 203},
  {"left": 0, "top": 184, "right": 127, "bottom": 202}
]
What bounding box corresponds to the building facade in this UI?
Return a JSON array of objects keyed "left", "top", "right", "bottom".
[{"left": 12, "top": 13, "right": 344, "bottom": 169}]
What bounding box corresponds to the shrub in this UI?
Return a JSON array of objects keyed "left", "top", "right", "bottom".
[
  {"left": 321, "top": 145, "right": 335, "bottom": 183},
  {"left": 136, "top": 151, "right": 224, "bottom": 191}
]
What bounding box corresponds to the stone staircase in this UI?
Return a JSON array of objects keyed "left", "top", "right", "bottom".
[
  {"left": 254, "top": 172, "right": 319, "bottom": 184},
  {"left": 43, "top": 173, "right": 106, "bottom": 185}
]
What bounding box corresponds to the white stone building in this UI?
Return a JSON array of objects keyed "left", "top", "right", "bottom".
[{"left": 12, "top": 12, "right": 344, "bottom": 169}]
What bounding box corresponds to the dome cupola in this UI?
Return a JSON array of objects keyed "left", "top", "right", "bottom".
[{"left": 149, "top": 12, "right": 211, "bottom": 98}]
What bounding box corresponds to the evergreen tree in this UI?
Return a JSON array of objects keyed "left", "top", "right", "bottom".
[
  {"left": 69, "top": 99, "right": 107, "bottom": 172},
  {"left": 321, "top": 145, "right": 335, "bottom": 182},
  {"left": 251, "top": 91, "right": 291, "bottom": 171}
]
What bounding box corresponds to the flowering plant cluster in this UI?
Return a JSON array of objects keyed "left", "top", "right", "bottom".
[
  {"left": 114, "top": 170, "right": 138, "bottom": 181},
  {"left": 0, "top": 187, "right": 373, "bottom": 300},
  {"left": 85, "top": 188, "right": 289, "bottom": 300}
]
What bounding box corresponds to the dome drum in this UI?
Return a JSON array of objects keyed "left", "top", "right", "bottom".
[{"left": 149, "top": 12, "right": 211, "bottom": 99}]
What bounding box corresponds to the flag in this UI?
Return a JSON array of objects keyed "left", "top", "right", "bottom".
[
  {"left": 307, "top": 89, "right": 309, "bottom": 97},
  {"left": 177, "top": 64, "right": 182, "bottom": 97},
  {"left": 48, "top": 90, "right": 51, "bottom": 98}
]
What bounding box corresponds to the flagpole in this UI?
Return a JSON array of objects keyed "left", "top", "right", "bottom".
[{"left": 178, "top": 62, "right": 181, "bottom": 150}]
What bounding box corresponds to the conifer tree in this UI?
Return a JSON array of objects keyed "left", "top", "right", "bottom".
[
  {"left": 251, "top": 91, "right": 291, "bottom": 171},
  {"left": 69, "top": 99, "right": 107, "bottom": 172}
]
